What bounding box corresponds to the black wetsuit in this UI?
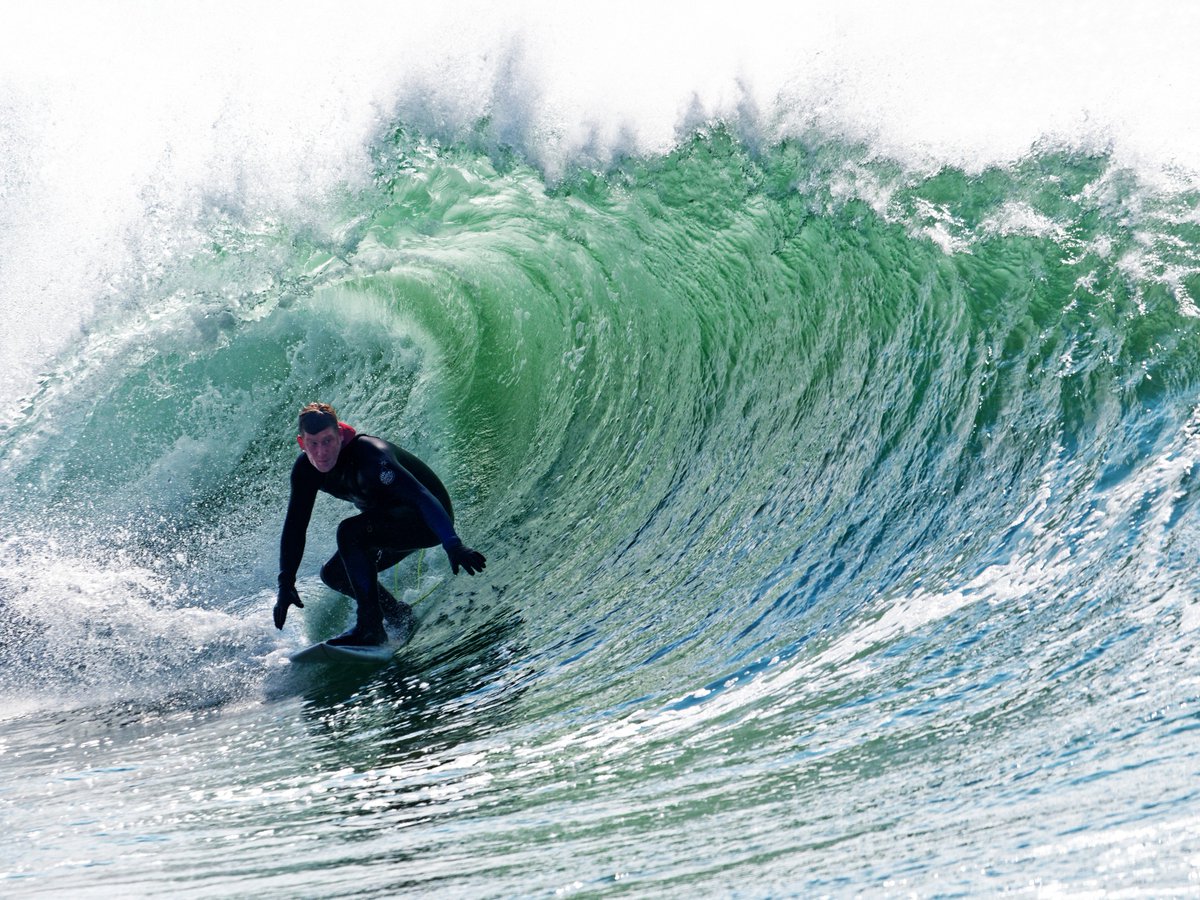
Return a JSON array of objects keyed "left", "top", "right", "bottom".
[{"left": 279, "top": 432, "right": 462, "bottom": 634}]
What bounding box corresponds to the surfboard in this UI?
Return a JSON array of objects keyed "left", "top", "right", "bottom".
[
  {"left": 289, "top": 640, "right": 398, "bottom": 664},
  {"left": 289, "top": 606, "right": 417, "bottom": 665}
]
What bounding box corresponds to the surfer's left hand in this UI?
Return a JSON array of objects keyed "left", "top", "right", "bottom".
[{"left": 448, "top": 544, "right": 487, "bottom": 576}]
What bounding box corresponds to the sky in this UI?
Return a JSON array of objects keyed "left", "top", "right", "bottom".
[{"left": 2, "top": 0, "right": 1199, "bottom": 403}]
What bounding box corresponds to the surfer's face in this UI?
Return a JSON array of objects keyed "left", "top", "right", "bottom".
[{"left": 299, "top": 425, "right": 342, "bottom": 473}]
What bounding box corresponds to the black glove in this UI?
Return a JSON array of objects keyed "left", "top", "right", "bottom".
[
  {"left": 274, "top": 577, "right": 304, "bottom": 629},
  {"left": 447, "top": 543, "right": 487, "bottom": 576}
]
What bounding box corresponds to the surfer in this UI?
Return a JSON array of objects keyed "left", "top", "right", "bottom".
[{"left": 273, "top": 402, "right": 486, "bottom": 646}]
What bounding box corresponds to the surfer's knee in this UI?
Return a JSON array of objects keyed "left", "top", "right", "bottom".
[
  {"left": 335, "top": 515, "right": 369, "bottom": 551},
  {"left": 319, "top": 558, "right": 344, "bottom": 589}
]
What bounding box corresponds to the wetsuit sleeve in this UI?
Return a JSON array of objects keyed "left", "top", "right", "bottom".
[
  {"left": 279, "top": 456, "right": 319, "bottom": 584},
  {"left": 360, "top": 440, "right": 462, "bottom": 550}
]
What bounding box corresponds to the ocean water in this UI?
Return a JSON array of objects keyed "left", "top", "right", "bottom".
[{"left": 4, "top": 6, "right": 1200, "bottom": 897}]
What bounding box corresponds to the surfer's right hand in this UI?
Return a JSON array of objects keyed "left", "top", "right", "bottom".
[{"left": 274, "top": 582, "right": 304, "bottom": 629}]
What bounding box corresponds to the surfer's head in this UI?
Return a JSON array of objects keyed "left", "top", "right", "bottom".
[
  {"left": 298, "top": 402, "right": 338, "bottom": 437},
  {"left": 297, "top": 402, "right": 342, "bottom": 473}
]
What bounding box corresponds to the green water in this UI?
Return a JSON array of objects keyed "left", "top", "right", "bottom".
[{"left": 3, "top": 124, "right": 1200, "bottom": 895}]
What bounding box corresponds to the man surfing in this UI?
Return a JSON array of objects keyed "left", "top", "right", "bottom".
[{"left": 274, "top": 402, "right": 486, "bottom": 647}]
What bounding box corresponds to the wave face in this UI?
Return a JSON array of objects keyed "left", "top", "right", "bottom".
[{"left": 4, "top": 123, "right": 1200, "bottom": 895}]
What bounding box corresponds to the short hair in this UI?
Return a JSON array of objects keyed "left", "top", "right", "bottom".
[{"left": 298, "top": 402, "right": 339, "bottom": 435}]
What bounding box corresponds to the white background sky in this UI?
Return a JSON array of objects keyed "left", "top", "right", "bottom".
[{"left": 2, "top": 0, "right": 1199, "bottom": 403}]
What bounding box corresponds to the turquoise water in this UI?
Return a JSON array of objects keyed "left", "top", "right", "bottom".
[{"left": 3, "top": 114, "right": 1200, "bottom": 895}]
